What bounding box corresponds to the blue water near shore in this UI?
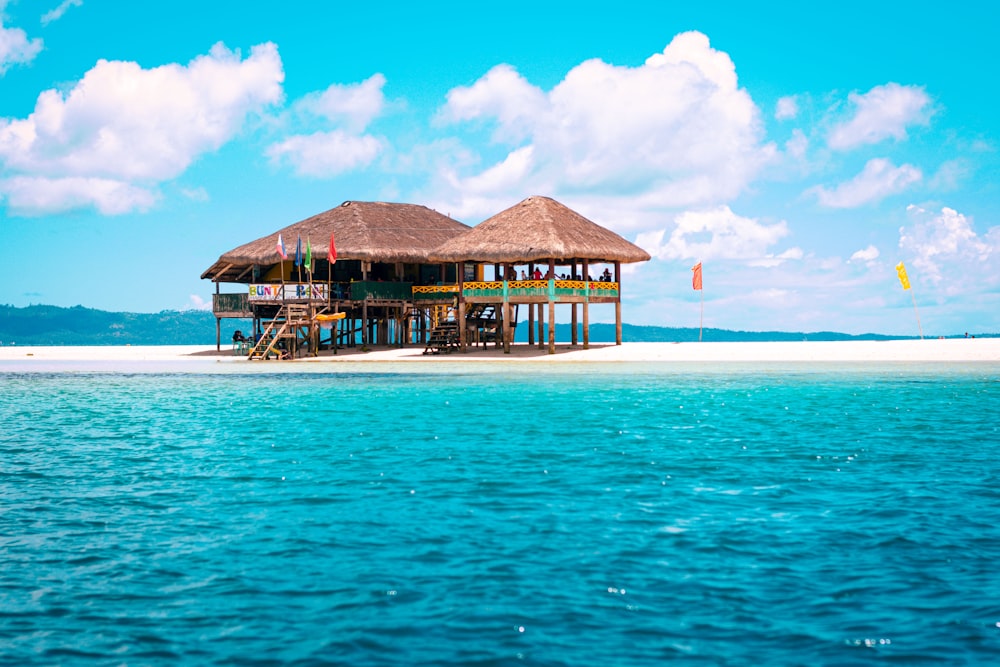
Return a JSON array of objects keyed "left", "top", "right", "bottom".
[{"left": 2, "top": 362, "right": 1000, "bottom": 665}]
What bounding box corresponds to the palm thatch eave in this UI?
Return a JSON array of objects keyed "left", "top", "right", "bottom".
[
  {"left": 201, "top": 200, "right": 470, "bottom": 281},
  {"left": 428, "top": 195, "right": 651, "bottom": 265}
]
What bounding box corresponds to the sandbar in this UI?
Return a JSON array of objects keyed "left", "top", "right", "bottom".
[{"left": 1, "top": 339, "right": 997, "bottom": 368}]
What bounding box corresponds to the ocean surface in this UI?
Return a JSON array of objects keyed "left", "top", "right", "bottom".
[{"left": 2, "top": 361, "right": 999, "bottom": 666}]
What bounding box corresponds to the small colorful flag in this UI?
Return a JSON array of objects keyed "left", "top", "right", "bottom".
[
  {"left": 329, "top": 231, "right": 337, "bottom": 264},
  {"left": 896, "top": 262, "right": 911, "bottom": 290},
  {"left": 692, "top": 262, "right": 703, "bottom": 291},
  {"left": 305, "top": 238, "right": 312, "bottom": 273},
  {"left": 276, "top": 234, "right": 287, "bottom": 259},
  {"left": 294, "top": 235, "right": 302, "bottom": 267}
]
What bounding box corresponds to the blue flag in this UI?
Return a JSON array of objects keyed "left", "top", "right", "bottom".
[{"left": 294, "top": 236, "right": 302, "bottom": 267}]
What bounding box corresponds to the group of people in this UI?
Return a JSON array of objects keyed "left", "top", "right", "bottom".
[{"left": 508, "top": 267, "right": 615, "bottom": 282}]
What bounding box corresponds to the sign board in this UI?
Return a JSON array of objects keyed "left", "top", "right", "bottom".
[{"left": 248, "top": 284, "right": 328, "bottom": 302}]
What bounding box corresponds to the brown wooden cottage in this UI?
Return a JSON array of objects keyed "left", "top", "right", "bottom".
[
  {"left": 201, "top": 200, "right": 470, "bottom": 357},
  {"left": 428, "top": 196, "right": 651, "bottom": 354},
  {"left": 202, "top": 196, "right": 650, "bottom": 357}
]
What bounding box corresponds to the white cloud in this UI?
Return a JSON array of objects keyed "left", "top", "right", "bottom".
[
  {"left": 267, "top": 130, "right": 383, "bottom": 177},
  {"left": 40, "top": 0, "right": 82, "bottom": 26},
  {"left": 438, "top": 31, "right": 775, "bottom": 219},
  {"left": 269, "top": 74, "right": 388, "bottom": 178},
  {"left": 810, "top": 158, "right": 921, "bottom": 208},
  {"left": 899, "top": 205, "right": 994, "bottom": 287},
  {"left": 849, "top": 244, "right": 880, "bottom": 263},
  {"left": 0, "top": 7, "right": 42, "bottom": 74},
  {"left": 637, "top": 205, "right": 795, "bottom": 263},
  {"left": 441, "top": 63, "right": 548, "bottom": 143},
  {"left": 785, "top": 128, "right": 808, "bottom": 159},
  {"left": 180, "top": 186, "right": 209, "bottom": 202},
  {"left": 0, "top": 175, "right": 157, "bottom": 214},
  {"left": 775, "top": 96, "right": 798, "bottom": 120},
  {"left": 0, "top": 42, "right": 283, "bottom": 213},
  {"left": 748, "top": 246, "right": 804, "bottom": 268},
  {"left": 295, "top": 73, "right": 386, "bottom": 132},
  {"left": 928, "top": 159, "right": 967, "bottom": 191},
  {"left": 185, "top": 294, "right": 212, "bottom": 311},
  {"left": 827, "top": 83, "right": 931, "bottom": 150}
]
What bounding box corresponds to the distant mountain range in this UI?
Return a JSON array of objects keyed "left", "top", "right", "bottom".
[{"left": 1, "top": 304, "right": 990, "bottom": 346}]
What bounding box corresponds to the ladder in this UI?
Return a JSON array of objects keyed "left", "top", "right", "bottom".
[{"left": 247, "top": 304, "right": 312, "bottom": 360}]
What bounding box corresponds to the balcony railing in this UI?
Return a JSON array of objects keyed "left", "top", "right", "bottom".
[
  {"left": 213, "top": 292, "right": 251, "bottom": 315},
  {"left": 412, "top": 284, "right": 460, "bottom": 301},
  {"left": 461, "top": 280, "right": 618, "bottom": 299},
  {"left": 349, "top": 280, "right": 413, "bottom": 301}
]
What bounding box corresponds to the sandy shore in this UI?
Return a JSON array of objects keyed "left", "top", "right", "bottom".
[{"left": 1, "top": 339, "right": 998, "bottom": 365}]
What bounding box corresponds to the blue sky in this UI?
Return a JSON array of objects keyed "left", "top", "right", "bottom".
[{"left": 2, "top": 0, "right": 997, "bottom": 335}]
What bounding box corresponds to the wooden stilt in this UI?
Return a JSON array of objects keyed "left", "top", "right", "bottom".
[
  {"left": 548, "top": 300, "right": 556, "bottom": 355},
  {"left": 528, "top": 298, "right": 535, "bottom": 345},
  {"left": 537, "top": 303, "right": 544, "bottom": 349},
  {"left": 615, "top": 261, "right": 622, "bottom": 346}
]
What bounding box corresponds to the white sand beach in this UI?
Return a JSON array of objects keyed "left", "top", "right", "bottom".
[{"left": 1, "top": 338, "right": 998, "bottom": 365}]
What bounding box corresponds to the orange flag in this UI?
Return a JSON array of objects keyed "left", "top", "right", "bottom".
[{"left": 692, "top": 262, "right": 703, "bottom": 291}]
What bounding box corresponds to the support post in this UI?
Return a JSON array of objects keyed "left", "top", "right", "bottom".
[
  {"left": 528, "top": 299, "right": 535, "bottom": 345},
  {"left": 537, "top": 303, "right": 544, "bottom": 349},
  {"left": 582, "top": 259, "right": 590, "bottom": 349},
  {"left": 548, "top": 258, "right": 556, "bottom": 354},
  {"left": 615, "top": 261, "right": 622, "bottom": 346},
  {"left": 215, "top": 282, "right": 221, "bottom": 351}
]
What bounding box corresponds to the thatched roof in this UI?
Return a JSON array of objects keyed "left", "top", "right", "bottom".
[
  {"left": 428, "top": 196, "right": 652, "bottom": 265},
  {"left": 202, "top": 200, "right": 470, "bottom": 281}
]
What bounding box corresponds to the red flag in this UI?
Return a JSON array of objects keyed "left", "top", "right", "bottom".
[
  {"left": 276, "top": 234, "right": 287, "bottom": 260},
  {"left": 692, "top": 262, "right": 703, "bottom": 291},
  {"left": 329, "top": 231, "right": 337, "bottom": 264}
]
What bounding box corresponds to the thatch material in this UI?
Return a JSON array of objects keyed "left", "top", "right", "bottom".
[
  {"left": 428, "top": 196, "right": 651, "bottom": 264},
  {"left": 202, "top": 201, "right": 470, "bottom": 281}
]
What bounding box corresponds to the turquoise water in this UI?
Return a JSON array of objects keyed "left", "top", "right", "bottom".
[{"left": 2, "top": 362, "right": 999, "bottom": 665}]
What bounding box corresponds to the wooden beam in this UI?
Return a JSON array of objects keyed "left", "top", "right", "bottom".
[
  {"left": 583, "top": 258, "right": 590, "bottom": 350},
  {"left": 615, "top": 261, "right": 622, "bottom": 346}
]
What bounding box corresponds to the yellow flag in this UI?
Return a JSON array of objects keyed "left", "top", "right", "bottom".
[{"left": 896, "top": 262, "right": 911, "bottom": 290}]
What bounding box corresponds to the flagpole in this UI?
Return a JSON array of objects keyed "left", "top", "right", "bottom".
[
  {"left": 910, "top": 291, "right": 924, "bottom": 340},
  {"left": 699, "top": 288, "right": 703, "bottom": 342}
]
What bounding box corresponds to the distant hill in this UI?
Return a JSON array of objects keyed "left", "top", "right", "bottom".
[
  {"left": 0, "top": 305, "right": 250, "bottom": 346},
  {"left": 1, "top": 304, "right": 990, "bottom": 346}
]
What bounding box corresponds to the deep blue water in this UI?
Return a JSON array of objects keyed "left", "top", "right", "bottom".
[{"left": 2, "top": 362, "right": 999, "bottom": 666}]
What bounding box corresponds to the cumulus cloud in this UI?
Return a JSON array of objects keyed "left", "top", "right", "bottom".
[
  {"left": 0, "top": 42, "right": 283, "bottom": 214},
  {"left": 0, "top": 175, "right": 157, "bottom": 215},
  {"left": 899, "top": 205, "right": 994, "bottom": 286},
  {"left": 269, "top": 74, "right": 387, "bottom": 177},
  {"left": 442, "top": 64, "right": 548, "bottom": 143},
  {"left": 438, "top": 31, "right": 775, "bottom": 219},
  {"left": 0, "top": 5, "right": 42, "bottom": 74},
  {"left": 40, "top": 0, "right": 82, "bottom": 26},
  {"left": 267, "top": 130, "right": 383, "bottom": 177},
  {"left": 849, "top": 244, "right": 880, "bottom": 264},
  {"left": 827, "top": 83, "right": 931, "bottom": 150},
  {"left": 636, "top": 205, "right": 796, "bottom": 264},
  {"left": 775, "top": 96, "right": 798, "bottom": 120},
  {"left": 810, "top": 158, "right": 921, "bottom": 208},
  {"left": 294, "top": 73, "right": 386, "bottom": 132},
  {"left": 785, "top": 128, "right": 808, "bottom": 159},
  {"left": 185, "top": 294, "right": 212, "bottom": 311}
]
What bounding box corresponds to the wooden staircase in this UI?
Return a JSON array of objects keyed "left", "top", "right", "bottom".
[
  {"left": 247, "top": 304, "right": 313, "bottom": 360},
  {"left": 422, "top": 321, "right": 460, "bottom": 355}
]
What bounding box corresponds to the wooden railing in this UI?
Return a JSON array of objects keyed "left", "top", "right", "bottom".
[
  {"left": 213, "top": 292, "right": 251, "bottom": 315},
  {"left": 461, "top": 280, "right": 619, "bottom": 298}
]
